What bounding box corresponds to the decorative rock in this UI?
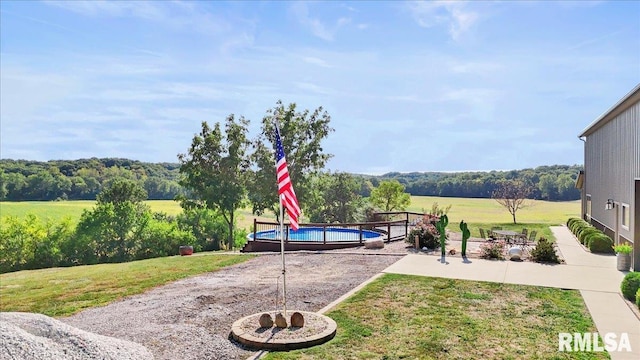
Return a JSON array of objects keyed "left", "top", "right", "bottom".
[
  {"left": 508, "top": 247, "right": 523, "bottom": 261},
  {"left": 290, "top": 312, "right": 304, "bottom": 328},
  {"left": 274, "top": 313, "right": 287, "bottom": 328},
  {"left": 448, "top": 248, "right": 456, "bottom": 255},
  {"left": 258, "top": 313, "right": 273, "bottom": 328},
  {"left": 364, "top": 238, "right": 384, "bottom": 249},
  {"left": 179, "top": 245, "right": 193, "bottom": 256}
]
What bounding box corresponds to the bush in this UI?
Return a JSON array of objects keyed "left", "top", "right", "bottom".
[
  {"left": 636, "top": 288, "right": 640, "bottom": 309},
  {"left": 566, "top": 217, "right": 581, "bottom": 228},
  {"left": 570, "top": 220, "right": 589, "bottom": 235},
  {"left": 621, "top": 272, "right": 640, "bottom": 301},
  {"left": 406, "top": 214, "right": 443, "bottom": 249},
  {"left": 479, "top": 241, "right": 505, "bottom": 260},
  {"left": 530, "top": 237, "right": 560, "bottom": 263},
  {"left": 578, "top": 228, "right": 599, "bottom": 245},
  {"left": 588, "top": 234, "right": 614, "bottom": 254}
]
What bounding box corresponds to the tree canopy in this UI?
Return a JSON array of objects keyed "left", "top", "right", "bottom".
[
  {"left": 370, "top": 180, "right": 411, "bottom": 212},
  {"left": 249, "top": 100, "right": 334, "bottom": 218},
  {"left": 177, "top": 116, "right": 251, "bottom": 250}
]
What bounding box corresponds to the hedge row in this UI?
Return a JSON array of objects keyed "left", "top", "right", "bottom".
[{"left": 566, "top": 218, "right": 614, "bottom": 254}]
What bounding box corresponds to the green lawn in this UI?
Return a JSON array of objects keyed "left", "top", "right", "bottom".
[
  {"left": 264, "top": 274, "right": 608, "bottom": 360},
  {"left": 0, "top": 253, "right": 253, "bottom": 317}
]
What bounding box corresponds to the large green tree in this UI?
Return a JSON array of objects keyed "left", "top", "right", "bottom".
[
  {"left": 249, "top": 101, "right": 333, "bottom": 219},
  {"left": 370, "top": 180, "right": 411, "bottom": 212},
  {"left": 307, "top": 172, "right": 362, "bottom": 223},
  {"left": 178, "top": 116, "right": 250, "bottom": 250}
]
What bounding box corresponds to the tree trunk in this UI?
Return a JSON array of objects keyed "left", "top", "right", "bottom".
[
  {"left": 228, "top": 211, "right": 234, "bottom": 250},
  {"left": 512, "top": 212, "right": 517, "bottom": 224}
]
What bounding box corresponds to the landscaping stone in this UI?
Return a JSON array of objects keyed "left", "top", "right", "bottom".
[
  {"left": 364, "top": 239, "right": 384, "bottom": 249},
  {"left": 274, "top": 313, "right": 287, "bottom": 328},
  {"left": 258, "top": 313, "right": 273, "bottom": 328},
  {"left": 290, "top": 312, "right": 304, "bottom": 328},
  {"left": 508, "top": 247, "right": 522, "bottom": 261}
]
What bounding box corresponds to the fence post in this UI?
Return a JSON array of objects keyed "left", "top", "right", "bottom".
[
  {"left": 323, "top": 225, "right": 327, "bottom": 244},
  {"left": 387, "top": 223, "right": 391, "bottom": 243},
  {"left": 253, "top": 218, "right": 257, "bottom": 241},
  {"left": 359, "top": 225, "right": 363, "bottom": 244}
]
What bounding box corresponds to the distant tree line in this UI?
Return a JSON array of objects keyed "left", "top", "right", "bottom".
[
  {"left": 0, "top": 158, "right": 182, "bottom": 201},
  {"left": 1, "top": 160, "right": 581, "bottom": 203},
  {"left": 357, "top": 164, "right": 583, "bottom": 201}
]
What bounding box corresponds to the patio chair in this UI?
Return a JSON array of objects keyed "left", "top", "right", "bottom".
[
  {"left": 521, "top": 228, "right": 528, "bottom": 237},
  {"left": 528, "top": 230, "right": 537, "bottom": 243},
  {"left": 479, "top": 228, "right": 487, "bottom": 239}
]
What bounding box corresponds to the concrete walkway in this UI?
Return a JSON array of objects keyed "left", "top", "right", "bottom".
[{"left": 383, "top": 226, "right": 639, "bottom": 360}]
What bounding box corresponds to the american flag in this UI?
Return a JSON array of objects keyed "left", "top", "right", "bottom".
[{"left": 275, "top": 125, "right": 301, "bottom": 230}]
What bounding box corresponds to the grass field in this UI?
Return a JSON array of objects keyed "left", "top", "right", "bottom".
[
  {"left": 0, "top": 196, "right": 579, "bottom": 236},
  {"left": 0, "top": 200, "right": 271, "bottom": 231},
  {"left": 0, "top": 252, "right": 253, "bottom": 317},
  {"left": 264, "top": 274, "right": 608, "bottom": 360}
]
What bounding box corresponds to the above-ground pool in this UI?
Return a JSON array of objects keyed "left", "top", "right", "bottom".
[{"left": 249, "top": 227, "right": 383, "bottom": 242}]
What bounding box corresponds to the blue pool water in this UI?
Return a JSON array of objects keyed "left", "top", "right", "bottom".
[{"left": 249, "top": 227, "right": 383, "bottom": 242}]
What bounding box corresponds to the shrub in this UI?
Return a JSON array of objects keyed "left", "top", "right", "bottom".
[
  {"left": 479, "top": 241, "right": 505, "bottom": 260},
  {"left": 570, "top": 220, "right": 589, "bottom": 235},
  {"left": 566, "top": 217, "right": 581, "bottom": 228},
  {"left": 636, "top": 288, "right": 640, "bottom": 309},
  {"left": 529, "top": 237, "right": 560, "bottom": 263},
  {"left": 407, "top": 214, "right": 444, "bottom": 249},
  {"left": 578, "top": 228, "right": 599, "bottom": 245},
  {"left": 588, "top": 234, "right": 614, "bottom": 254},
  {"left": 621, "top": 272, "right": 640, "bottom": 301}
]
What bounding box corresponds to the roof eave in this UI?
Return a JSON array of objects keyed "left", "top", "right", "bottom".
[{"left": 579, "top": 83, "right": 640, "bottom": 138}]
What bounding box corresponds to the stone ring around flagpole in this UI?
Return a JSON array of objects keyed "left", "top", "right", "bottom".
[{"left": 230, "top": 311, "right": 336, "bottom": 351}]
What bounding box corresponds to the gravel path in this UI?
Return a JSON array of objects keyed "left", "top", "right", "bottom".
[{"left": 62, "top": 250, "right": 405, "bottom": 360}]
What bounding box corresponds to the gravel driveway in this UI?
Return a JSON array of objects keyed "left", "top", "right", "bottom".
[{"left": 62, "top": 248, "right": 406, "bottom": 360}]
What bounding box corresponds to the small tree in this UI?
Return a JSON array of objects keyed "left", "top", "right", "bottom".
[
  {"left": 178, "top": 116, "right": 251, "bottom": 250},
  {"left": 370, "top": 180, "right": 411, "bottom": 212},
  {"left": 492, "top": 180, "right": 532, "bottom": 224},
  {"left": 75, "top": 180, "right": 151, "bottom": 263}
]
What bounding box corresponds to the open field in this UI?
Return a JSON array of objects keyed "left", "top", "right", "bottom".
[
  {"left": 0, "top": 252, "right": 253, "bottom": 317},
  {"left": 264, "top": 273, "right": 607, "bottom": 360},
  {"left": 0, "top": 200, "right": 271, "bottom": 231},
  {"left": 0, "top": 196, "right": 579, "bottom": 236}
]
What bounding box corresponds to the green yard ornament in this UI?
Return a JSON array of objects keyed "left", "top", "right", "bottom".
[
  {"left": 459, "top": 220, "right": 470, "bottom": 257},
  {"left": 435, "top": 214, "right": 449, "bottom": 257}
]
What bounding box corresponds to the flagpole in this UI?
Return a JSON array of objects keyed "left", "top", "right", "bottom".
[
  {"left": 275, "top": 117, "right": 287, "bottom": 318},
  {"left": 279, "top": 194, "right": 287, "bottom": 318}
]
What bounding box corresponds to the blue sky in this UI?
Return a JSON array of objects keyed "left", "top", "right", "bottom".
[{"left": 1, "top": 1, "right": 639, "bottom": 174}]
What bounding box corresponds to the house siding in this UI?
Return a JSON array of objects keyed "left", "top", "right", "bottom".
[{"left": 584, "top": 101, "right": 639, "bottom": 243}]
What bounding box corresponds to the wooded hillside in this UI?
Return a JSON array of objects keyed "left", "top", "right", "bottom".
[{"left": 0, "top": 159, "right": 582, "bottom": 201}]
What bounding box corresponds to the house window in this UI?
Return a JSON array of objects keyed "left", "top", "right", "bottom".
[
  {"left": 621, "top": 203, "right": 630, "bottom": 230},
  {"left": 586, "top": 195, "right": 592, "bottom": 220}
]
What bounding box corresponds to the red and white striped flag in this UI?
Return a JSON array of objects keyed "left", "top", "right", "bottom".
[{"left": 275, "top": 125, "right": 301, "bottom": 230}]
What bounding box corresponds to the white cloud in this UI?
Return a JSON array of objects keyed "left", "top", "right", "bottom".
[
  {"left": 408, "top": 1, "right": 479, "bottom": 40},
  {"left": 290, "top": 2, "right": 351, "bottom": 41},
  {"left": 45, "top": 0, "right": 230, "bottom": 36},
  {"left": 301, "top": 56, "right": 332, "bottom": 68}
]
